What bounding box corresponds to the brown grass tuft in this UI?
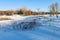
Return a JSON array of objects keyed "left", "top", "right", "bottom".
[{"left": 0, "top": 18, "right": 12, "bottom": 21}]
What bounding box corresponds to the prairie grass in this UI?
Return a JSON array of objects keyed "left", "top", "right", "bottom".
[{"left": 0, "top": 18, "right": 12, "bottom": 21}]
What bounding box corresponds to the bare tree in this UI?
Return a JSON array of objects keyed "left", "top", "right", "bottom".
[
  {"left": 49, "top": 3, "right": 59, "bottom": 16},
  {"left": 55, "top": 3, "right": 58, "bottom": 12},
  {"left": 20, "top": 6, "right": 28, "bottom": 15},
  {"left": 49, "top": 4, "right": 54, "bottom": 16}
]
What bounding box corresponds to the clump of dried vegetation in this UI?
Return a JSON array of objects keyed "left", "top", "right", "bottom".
[{"left": 0, "top": 18, "right": 12, "bottom": 21}]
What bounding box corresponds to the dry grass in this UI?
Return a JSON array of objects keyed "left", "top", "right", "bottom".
[{"left": 0, "top": 18, "right": 12, "bottom": 21}]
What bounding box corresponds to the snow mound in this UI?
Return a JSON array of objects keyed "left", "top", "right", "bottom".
[{"left": 0, "top": 15, "right": 60, "bottom": 40}]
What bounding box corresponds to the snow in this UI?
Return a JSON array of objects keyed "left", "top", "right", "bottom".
[
  {"left": 0, "top": 15, "right": 27, "bottom": 21},
  {"left": 0, "top": 15, "right": 60, "bottom": 40}
]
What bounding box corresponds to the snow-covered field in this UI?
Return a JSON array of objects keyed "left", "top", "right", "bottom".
[{"left": 0, "top": 15, "right": 60, "bottom": 40}]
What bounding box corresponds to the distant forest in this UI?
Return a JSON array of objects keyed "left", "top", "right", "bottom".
[{"left": 0, "top": 2, "right": 60, "bottom": 16}]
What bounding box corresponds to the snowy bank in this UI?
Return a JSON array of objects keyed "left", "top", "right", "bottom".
[{"left": 0, "top": 15, "right": 60, "bottom": 40}]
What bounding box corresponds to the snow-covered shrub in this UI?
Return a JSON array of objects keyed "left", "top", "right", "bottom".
[{"left": 22, "top": 19, "right": 36, "bottom": 30}]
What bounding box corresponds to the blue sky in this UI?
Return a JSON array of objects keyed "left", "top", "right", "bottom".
[{"left": 0, "top": 0, "right": 60, "bottom": 11}]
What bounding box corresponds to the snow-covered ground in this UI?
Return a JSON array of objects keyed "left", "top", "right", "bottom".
[{"left": 0, "top": 15, "right": 60, "bottom": 40}]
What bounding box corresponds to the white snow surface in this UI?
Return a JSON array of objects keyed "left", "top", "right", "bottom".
[{"left": 0, "top": 15, "right": 60, "bottom": 40}]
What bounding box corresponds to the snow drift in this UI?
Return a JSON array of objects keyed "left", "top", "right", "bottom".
[{"left": 0, "top": 15, "right": 60, "bottom": 40}]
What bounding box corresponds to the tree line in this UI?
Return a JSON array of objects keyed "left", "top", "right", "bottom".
[{"left": 0, "top": 2, "right": 60, "bottom": 16}]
